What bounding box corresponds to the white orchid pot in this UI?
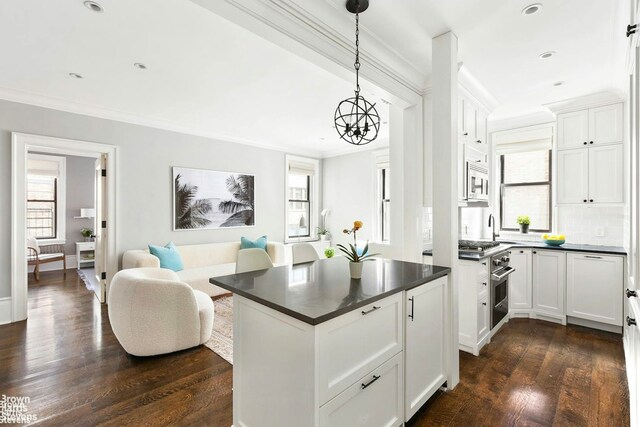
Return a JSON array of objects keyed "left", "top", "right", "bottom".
[{"left": 349, "top": 261, "right": 364, "bottom": 279}]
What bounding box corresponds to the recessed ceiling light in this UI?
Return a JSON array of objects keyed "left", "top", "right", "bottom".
[
  {"left": 69, "top": 73, "right": 83, "bottom": 79},
  {"left": 133, "top": 62, "right": 147, "bottom": 70},
  {"left": 554, "top": 81, "right": 565, "bottom": 87},
  {"left": 83, "top": 1, "right": 104, "bottom": 13},
  {"left": 539, "top": 51, "right": 556, "bottom": 59},
  {"left": 522, "top": 3, "right": 542, "bottom": 15},
  {"left": 320, "top": 137, "right": 326, "bottom": 141}
]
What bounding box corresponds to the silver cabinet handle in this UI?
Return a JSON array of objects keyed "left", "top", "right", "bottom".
[
  {"left": 361, "top": 306, "right": 380, "bottom": 316},
  {"left": 584, "top": 255, "right": 602, "bottom": 259},
  {"left": 408, "top": 297, "right": 415, "bottom": 321}
]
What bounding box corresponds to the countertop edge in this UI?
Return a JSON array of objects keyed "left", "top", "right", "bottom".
[
  {"left": 210, "top": 266, "right": 451, "bottom": 326},
  {"left": 422, "top": 243, "right": 627, "bottom": 260}
]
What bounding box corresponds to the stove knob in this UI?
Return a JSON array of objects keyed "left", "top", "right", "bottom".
[
  {"left": 502, "top": 256, "right": 510, "bottom": 263},
  {"left": 493, "top": 259, "right": 501, "bottom": 266}
]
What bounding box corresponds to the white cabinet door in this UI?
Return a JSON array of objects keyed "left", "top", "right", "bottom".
[
  {"left": 566, "top": 253, "right": 623, "bottom": 326},
  {"left": 589, "top": 103, "right": 623, "bottom": 145},
  {"left": 532, "top": 250, "right": 566, "bottom": 317},
  {"left": 462, "top": 97, "right": 476, "bottom": 142},
  {"left": 509, "top": 249, "right": 532, "bottom": 310},
  {"left": 405, "top": 277, "right": 446, "bottom": 421},
  {"left": 475, "top": 110, "right": 488, "bottom": 151},
  {"left": 318, "top": 293, "right": 403, "bottom": 405},
  {"left": 556, "top": 148, "right": 589, "bottom": 204},
  {"left": 477, "top": 293, "right": 490, "bottom": 340},
  {"left": 557, "top": 110, "right": 589, "bottom": 150},
  {"left": 320, "top": 353, "right": 403, "bottom": 427},
  {"left": 588, "top": 144, "right": 624, "bottom": 204}
]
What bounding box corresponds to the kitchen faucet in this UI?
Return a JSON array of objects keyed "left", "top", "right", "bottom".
[{"left": 488, "top": 214, "right": 499, "bottom": 242}]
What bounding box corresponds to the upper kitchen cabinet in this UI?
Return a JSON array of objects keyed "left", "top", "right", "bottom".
[
  {"left": 557, "top": 103, "right": 623, "bottom": 150},
  {"left": 459, "top": 93, "right": 489, "bottom": 152}
]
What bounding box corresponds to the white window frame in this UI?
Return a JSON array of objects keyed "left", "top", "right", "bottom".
[
  {"left": 285, "top": 155, "right": 320, "bottom": 243},
  {"left": 27, "top": 153, "right": 66, "bottom": 244},
  {"left": 374, "top": 149, "right": 390, "bottom": 243}
]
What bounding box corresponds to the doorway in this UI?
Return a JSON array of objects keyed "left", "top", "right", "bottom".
[{"left": 11, "top": 133, "right": 118, "bottom": 322}]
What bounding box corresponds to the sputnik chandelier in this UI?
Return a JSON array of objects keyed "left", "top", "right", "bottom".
[{"left": 334, "top": 0, "right": 380, "bottom": 146}]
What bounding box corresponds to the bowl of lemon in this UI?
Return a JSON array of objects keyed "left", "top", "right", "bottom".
[{"left": 542, "top": 234, "right": 566, "bottom": 246}]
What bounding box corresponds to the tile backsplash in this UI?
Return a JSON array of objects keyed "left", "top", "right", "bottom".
[
  {"left": 555, "top": 206, "right": 624, "bottom": 247},
  {"left": 423, "top": 205, "right": 625, "bottom": 248}
]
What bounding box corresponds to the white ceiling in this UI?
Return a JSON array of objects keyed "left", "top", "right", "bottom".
[
  {"left": 0, "top": 0, "right": 628, "bottom": 155},
  {"left": 349, "top": 0, "right": 627, "bottom": 120},
  {"left": 0, "top": 0, "right": 389, "bottom": 158}
]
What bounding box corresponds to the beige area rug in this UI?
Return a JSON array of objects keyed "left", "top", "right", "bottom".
[{"left": 204, "top": 295, "right": 234, "bottom": 365}]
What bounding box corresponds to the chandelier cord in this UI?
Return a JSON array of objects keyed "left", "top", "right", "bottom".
[{"left": 354, "top": 3, "right": 360, "bottom": 95}]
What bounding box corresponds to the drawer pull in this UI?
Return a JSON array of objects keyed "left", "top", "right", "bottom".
[
  {"left": 627, "top": 289, "right": 638, "bottom": 298},
  {"left": 408, "top": 296, "right": 415, "bottom": 321},
  {"left": 628, "top": 316, "right": 637, "bottom": 326},
  {"left": 584, "top": 255, "right": 602, "bottom": 259},
  {"left": 361, "top": 375, "right": 381, "bottom": 389},
  {"left": 482, "top": 302, "right": 487, "bottom": 306},
  {"left": 361, "top": 306, "right": 380, "bottom": 316},
  {"left": 482, "top": 282, "right": 487, "bottom": 286}
]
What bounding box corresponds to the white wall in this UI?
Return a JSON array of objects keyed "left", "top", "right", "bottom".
[
  {"left": 1, "top": 99, "right": 297, "bottom": 299},
  {"left": 322, "top": 151, "right": 376, "bottom": 247},
  {"left": 556, "top": 206, "right": 624, "bottom": 246},
  {"left": 64, "top": 155, "right": 97, "bottom": 255}
]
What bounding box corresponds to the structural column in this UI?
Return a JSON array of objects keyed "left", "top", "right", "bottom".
[{"left": 431, "top": 31, "right": 460, "bottom": 388}]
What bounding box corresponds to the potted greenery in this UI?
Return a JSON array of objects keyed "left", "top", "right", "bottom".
[
  {"left": 517, "top": 216, "right": 530, "bottom": 234},
  {"left": 324, "top": 247, "right": 335, "bottom": 258},
  {"left": 316, "top": 227, "right": 330, "bottom": 241},
  {"left": 337, "top": 221, "right": 378, "bottom": 279},
  {"left": 81, "top": 228, "right": 94, "bottom": 242}
]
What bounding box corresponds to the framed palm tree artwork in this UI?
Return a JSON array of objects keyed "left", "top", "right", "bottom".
[{"left": 173, "top": 167, "right": 255, "bottom": 230}]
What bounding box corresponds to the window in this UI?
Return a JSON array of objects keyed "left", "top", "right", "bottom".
[
  {"left": 288, "top": 174, "right": 310, "bottom": 238},
  {"left": 27, "top": 154, "right": 66, "bottom": 241},
  {"left": 380, "top": 168, "right": 390, "bottom": 242},
  {"left": 500, "top": 149, "right": 552, "bottom": 232},
  {"left": 27, "top": 176, "right": 57, "bottom": 239},
  {"left": 375, "top": 150, "right": 390, "bottom": 242},
  {"left": 286, "top": 155, "right": 319, "bottom": 240}
]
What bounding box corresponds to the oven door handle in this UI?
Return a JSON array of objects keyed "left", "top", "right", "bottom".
[{"left": 492, "top": 266, "right": 515, "bottom": 281}]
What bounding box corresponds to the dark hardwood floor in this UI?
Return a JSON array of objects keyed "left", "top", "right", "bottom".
[{"left": 0, "top": 271, "right": 630, "bottom": 426}]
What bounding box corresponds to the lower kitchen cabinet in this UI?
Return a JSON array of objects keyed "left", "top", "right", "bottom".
[
  {"left": 404, "top": 277, "right": 446, "bottom": 420},
  {"left": 320, "top": 353, "right": 404, "bottom": 427},
  {"left": 509, "top": 249, "right": 532, "bottom": 312},
  {"left": 458, "top": 259, "right": 491, "bottom": 355},
  {"left": 624, "top": 294, "right": 640, "bottom": 426},
  {"left": 566, "top": 252, "right": 623, "bottom": 326},
  {"left": 532, "top": 250, "right": 566, "bottom": 322}
]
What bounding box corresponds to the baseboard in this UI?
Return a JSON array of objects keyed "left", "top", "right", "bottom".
[
  {"left": 0, "top": 297, "right": 12, "bottom": 325},
  {"left": 27, "top": 255, "right": 79, "bottom": 273},
  {"left": 531, "top": 312, "right": 566, "bottom": 325},
  {"left": 567, "top": 316, "right": 622, "bottom": 334}
]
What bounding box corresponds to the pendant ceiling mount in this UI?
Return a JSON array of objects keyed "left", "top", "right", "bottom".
[
  {"left": 334, "top": 0, "right": 380, "bottom": 146},
  {"left": 346, "top": 0, "right": 369, "bottom": 14}
]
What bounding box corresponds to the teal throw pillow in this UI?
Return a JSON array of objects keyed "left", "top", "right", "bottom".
[
  {"left": 241, "top": 235, "right": 267, "bottom": 251},
  {"left": 148, "top": 242, "right": 184, "bottom": 272}
]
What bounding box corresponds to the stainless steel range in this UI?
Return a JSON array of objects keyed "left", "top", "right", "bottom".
[{"left": 490, "top": 250, "right": 515, "bottom": 329}]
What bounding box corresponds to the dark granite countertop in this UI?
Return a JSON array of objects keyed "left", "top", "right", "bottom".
[
  {"left": 422, "top": 241, "right": 626, "bottom": 261},
  {"left": 210, "top": 257, "right": 450, "bottom": 325}
]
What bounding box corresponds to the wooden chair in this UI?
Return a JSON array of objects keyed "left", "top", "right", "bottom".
[{"left": 27, "top": 237, "right": 66, "bottom": 281}]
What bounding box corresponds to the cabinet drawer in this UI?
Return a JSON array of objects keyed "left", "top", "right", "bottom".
[
  {"left": 318, "top": 293, "right": 403, "bottom": 405},
  {"left": 320, "top": 352, "right": 403, "bottom": 427},
  {"left": 477, "top": 277, "right": 489, "bottom": 295}
]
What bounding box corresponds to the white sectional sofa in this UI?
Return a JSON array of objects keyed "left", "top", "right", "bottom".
[{"left": 122, "top": 241, "right": 285, "bottom": 298}]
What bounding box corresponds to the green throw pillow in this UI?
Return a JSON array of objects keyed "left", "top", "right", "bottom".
[
  {"left": 148, "top": 242, "right": 184, "bottom": 272},
  {"left": 240, "top": 235, "right": 267, "bottom": 251}
]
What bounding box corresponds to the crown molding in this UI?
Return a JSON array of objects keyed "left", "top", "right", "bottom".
[
  {"left": 0, "top": 86, "right": 325, "bottom": 158},
  {"left": 544, "top": 91, "right": 625, "bottom": 114},
  {"left": 488, "top": 110, "right": 555, "bottom": 133},
  {"left": 191, "top": 0, "right": 423, "bottom": 106}
]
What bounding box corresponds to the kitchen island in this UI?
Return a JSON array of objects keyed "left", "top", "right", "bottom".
[{"left": 211, "top": 257, "right": 452, "bottom": 427}]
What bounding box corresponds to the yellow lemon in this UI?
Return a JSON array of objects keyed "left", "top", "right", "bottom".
[
  {"left": 559, "top": 234, "right": 566, "bottom": 240},
  {"left": 542, "top": 234, "right": 548, "bottom": 239}
]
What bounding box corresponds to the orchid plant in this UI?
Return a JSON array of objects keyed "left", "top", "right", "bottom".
[{"left": 336, "top": 221, "right": 378, "bottom": 263}]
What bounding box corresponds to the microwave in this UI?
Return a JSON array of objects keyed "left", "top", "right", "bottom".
[{"left": 466, "top": 161, "right": 489, "bottom": 201}]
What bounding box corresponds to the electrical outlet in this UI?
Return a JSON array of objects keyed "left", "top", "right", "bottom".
[{"left": 595, "top": 227, "right": 605, "bottom": 237}]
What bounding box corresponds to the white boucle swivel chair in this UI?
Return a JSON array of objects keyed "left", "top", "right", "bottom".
[{"left": 108, "top": 268, "right": 214, "bottom": 357}]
